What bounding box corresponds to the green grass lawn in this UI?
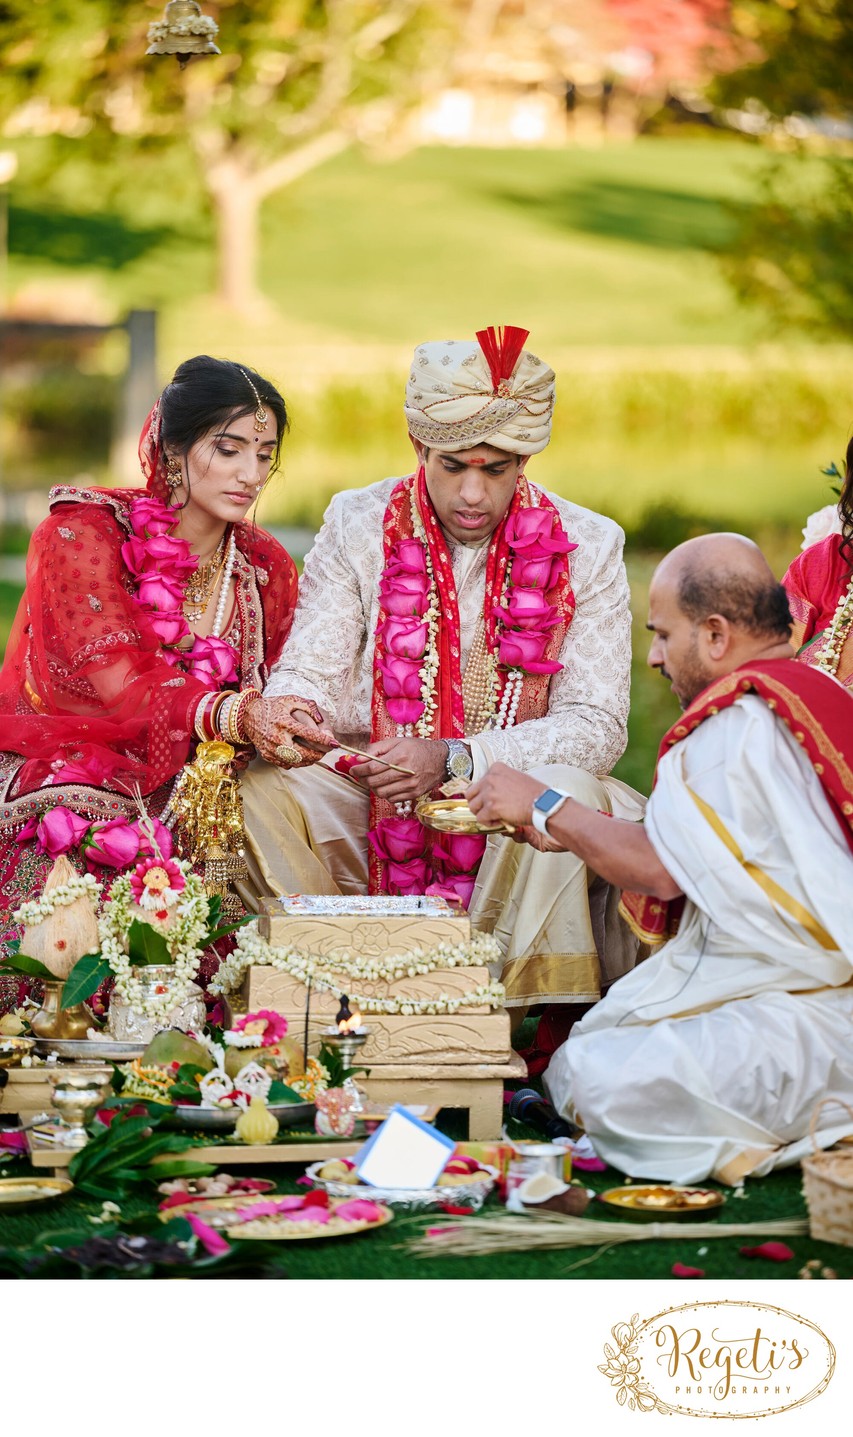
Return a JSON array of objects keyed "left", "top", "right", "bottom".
[{"left": 8, "top": 137, "right": 849, "bottom": 535}]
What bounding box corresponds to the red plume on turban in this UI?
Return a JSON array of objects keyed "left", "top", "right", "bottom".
[{"left": 475, "top": 325, "right": 530, "bottom": 394}]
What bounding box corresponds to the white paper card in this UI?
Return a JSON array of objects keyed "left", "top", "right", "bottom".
[{"left": 354, "top": 1106, "right": 455, "bottom": 1189}]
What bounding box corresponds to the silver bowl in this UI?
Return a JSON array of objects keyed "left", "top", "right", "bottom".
[
  {"left": 305, "top": 1161, "right": 499, "bottom": 1211},
  {"left": 171, "top": 1099, "right": 316, "bottom": 1132}
]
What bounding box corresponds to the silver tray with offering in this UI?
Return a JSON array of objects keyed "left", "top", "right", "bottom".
[
  {"left": 171, "top": 1099, "right": 316, "bottom": 1132},
  {"left": 305, "top": 1160, "right": 499, "bottom": 1211},
  {"left": 33, "top": 1037, "right": 146, "bottom": 1062}
]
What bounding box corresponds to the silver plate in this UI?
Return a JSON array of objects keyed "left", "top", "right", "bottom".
[
  {"left": 305, "top": 1161, "right": 499, "bottom": 1211},
  {"left": 33, "top": 1038, "right": 145, "bottom": 1061},
  {"left": 171, "top": 1099, "right": 316, "bottom": 1132}
]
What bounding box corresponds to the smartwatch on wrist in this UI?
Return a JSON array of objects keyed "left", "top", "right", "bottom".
[
  {"left": 444, "top": 738, "right": 474, "bottom": 784},
  {"left": 531, "top": 787, "right": 569, "bottom": 836}
]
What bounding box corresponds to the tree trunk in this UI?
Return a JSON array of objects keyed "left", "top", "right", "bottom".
[{"left": 209, "top": 175, "right": 265, "bottom": 314}]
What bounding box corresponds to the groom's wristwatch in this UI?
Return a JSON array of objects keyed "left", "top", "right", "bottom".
[
  {"left": 443, "top": 739, "right": 473, "bottom": 783},
  {"left": 531, "top": 787, "right": 570, "bottom": 836}
]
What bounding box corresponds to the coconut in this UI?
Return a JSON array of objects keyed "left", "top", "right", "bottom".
[
  {"left": 20, "top": 856, "right": 100, "bottom": 979},
  {"left": 518, "top": 1171, "right": 591, "bottom": 1216},
  {"left": 224, "top": 1036, "right": 305, "bottom": 1081}
]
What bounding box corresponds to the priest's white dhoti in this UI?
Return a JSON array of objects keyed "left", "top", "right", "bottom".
[{"left": 544, "top": 695, "right": 853, "bottom": 1184}]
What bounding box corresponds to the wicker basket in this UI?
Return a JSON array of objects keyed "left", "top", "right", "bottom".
[{"left": 801, "top": 1098, "right": 853, "bottom": 1248}]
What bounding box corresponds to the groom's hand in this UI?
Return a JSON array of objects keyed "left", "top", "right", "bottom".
[{"left": 351, "top": 737, "right": 448, "bottom": 802}]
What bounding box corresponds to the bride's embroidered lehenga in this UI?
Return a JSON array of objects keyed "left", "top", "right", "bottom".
[{"left": 0, "top": 484, "right": 297, "bottom": 968}]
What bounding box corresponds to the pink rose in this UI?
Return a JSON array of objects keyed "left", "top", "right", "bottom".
[
  {"left": 133, "top": 817, "right": 174, "bottom": 861},
  {"left": 129, "top": 497, "right": 176, "bottom": 538},
  {"left": 426, "top": 873, "right": 477, "bottom": 908},
  {"left": 378, "top": 654, "right": 425, "bottom": 725},
  {"left": 381, "top": 615, "right": 429, "bottom": 660},
  {"left": 498, "top": 629, "right": 562, "bottom": 675},
  {"left": 185, "top": 1213, "right": 232, "bottom": 1257},
  {"left": 129, "top": 533, "right": 196, "bottom": 580},
  {"left": 83, "top": 817, "right": 141, "bottom": 871},
  {"left": 148, "top": 612, "right": 190, "bottom": 647},
  {"left": 387, "top": 539, "right": 428, "bottom": 575},
  {"left": 511, "top": 553, "right": 564, "bottom": 590},
  {"left": 47, "top": 753, "right": 111, "bottom": 787},
  {"left": 495, "top": 589, "right": 558, "bottom": 631},
  {"left": 379, "top": 573, "right": 430, "bottom": 616},
  {"left": 368, "top": 815, "right": 427, "bottom": 864},
  {"left": 506, "top": 508, "right": 576, "bottom": 557},
  {"left": 15, "top": 817, "right": 39, "bottom": 845},
  {"left": 187, "top": 635, "right": 238, "bottom": 687},
  {"left": 386, "top": 858, "right": 430, "bottom": 895},
  {"left": 432, "top": 832, "right": 487, "bottom": 873},
  {"left": 136, "top": 572, "right": 186, "bottom": 611},
  {"left": 34, "top": 806, "right": 91, "bottom": 857}
]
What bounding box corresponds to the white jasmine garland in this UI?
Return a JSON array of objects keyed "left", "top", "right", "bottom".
[
  {"left": 211, "top": 921, "right": 506, "bottom": 1015},
  {"left": 13, "top": 873, "right": 102, "bottom": 926},
  {"left": 100, "top": 864, "right": 210, "bottom": 1023}
]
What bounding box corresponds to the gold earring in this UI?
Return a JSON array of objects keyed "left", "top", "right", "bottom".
[{"left": 166, "top": 454, "right": 183, "bottom": 491}]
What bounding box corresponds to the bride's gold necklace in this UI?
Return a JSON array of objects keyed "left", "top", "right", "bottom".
[{"left": 184, "top": 532, "right": 228, "bottom": 621}]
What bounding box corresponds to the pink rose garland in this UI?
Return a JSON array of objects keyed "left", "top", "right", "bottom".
[
  {"left": 369, "top": 505, "right": 575, "bottom": 907},
  {"left": 493, "top": 509, "right": 576, "bottom": 676},
  {"left": 123, "top": 494, "right": 238, "bottom": 685}
]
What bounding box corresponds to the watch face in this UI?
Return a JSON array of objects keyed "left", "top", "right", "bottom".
[
  {"left": 534, "top": 788, "right": 564, "bottom": 813},
  {"left": 450, "top": 751, "right": 473, "bottom": 778}
]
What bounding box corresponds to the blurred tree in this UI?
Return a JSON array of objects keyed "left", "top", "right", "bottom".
[
  {"left": 711, "top": 2, "right": 853, "bottom": 337},
  {"left": 714, "top": 0, "right": 853, "bottom": 118},
  {"left": 0, "top": 0, "right": 448, "bottom": 312}
]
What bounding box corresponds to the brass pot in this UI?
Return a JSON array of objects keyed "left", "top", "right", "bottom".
[{"left": 29, "top": 980, "right": 93, "bottom": 1040}]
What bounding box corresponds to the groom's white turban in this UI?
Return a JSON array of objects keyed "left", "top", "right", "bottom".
[{"left": 404, "top": 326, "right": 555, "bottom": 456}]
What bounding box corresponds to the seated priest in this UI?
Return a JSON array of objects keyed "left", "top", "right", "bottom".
[
  {"left": 237, "top": 324, "right": 643, "bottom": 1032},
  {"left": 467, "top": 533, "right": 853, "bottom": 1184}
]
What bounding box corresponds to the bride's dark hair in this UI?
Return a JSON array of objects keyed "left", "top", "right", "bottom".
[
  {"left": 838, "top": 433, "right": 853, "bottom": 569},
  {"left": 160, "top": 355, "right": 288, "bottom": 475}
]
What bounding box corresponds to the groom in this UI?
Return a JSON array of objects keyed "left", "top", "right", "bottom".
[{"left": 240, "top": 326, "right": 641, "bottom": 1026}]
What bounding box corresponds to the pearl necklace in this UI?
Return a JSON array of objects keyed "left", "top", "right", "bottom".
[
  {"left": 815, "top": 571, "right": 853, "bottom": 678},
  {"left": 161, "top": 531, "right": 238, "bottom": 831},
  {"left": 210, "top": 532, "right": 237, "bottom": 637}
]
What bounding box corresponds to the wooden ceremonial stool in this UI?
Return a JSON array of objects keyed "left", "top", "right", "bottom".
[{"left": 245, "top": 899, "right": 526, "bottom": 1143}]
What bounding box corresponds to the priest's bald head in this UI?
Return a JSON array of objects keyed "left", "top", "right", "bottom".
[{"left": 647, "top": 534, "right": 794, "bottom": 709}]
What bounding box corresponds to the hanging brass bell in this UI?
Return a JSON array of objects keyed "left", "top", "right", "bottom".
[{"left": 146, "top": 0, "right": 221, "bottom": 69}]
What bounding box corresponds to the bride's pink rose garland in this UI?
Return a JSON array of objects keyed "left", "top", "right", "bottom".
[
  {"left": 121, "top": 494, "right": 238, "bottom": 686},
  {"left": 367, "top": 469, "right": 576, "bottom": 905}
]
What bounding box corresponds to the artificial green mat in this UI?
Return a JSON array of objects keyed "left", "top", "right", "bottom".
[{"left": 1, "top": 1121, "right": 850, "bottom": 1280}]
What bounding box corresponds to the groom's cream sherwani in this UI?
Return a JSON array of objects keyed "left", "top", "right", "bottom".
[{"left": 239, "top": 476, "right": 643, "bottom": 1006}]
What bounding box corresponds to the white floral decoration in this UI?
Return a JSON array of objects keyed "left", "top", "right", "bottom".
[
  {"left": 13, "top": 873, "right": 102, "bottom": 927},
  {"left": 211, "top": 921, "right": 506, "bottom": 1015},
  {"left": 99, "top": 863, "right": 210, "bottom": 1024}
]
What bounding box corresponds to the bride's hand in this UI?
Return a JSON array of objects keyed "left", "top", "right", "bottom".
[{"left": 241, "top": 694, "right": 336, "bottom": 767}]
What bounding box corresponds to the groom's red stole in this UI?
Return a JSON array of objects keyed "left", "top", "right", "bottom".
[{"left": 620, "top": 659, "right": 853, "bottom": 944}]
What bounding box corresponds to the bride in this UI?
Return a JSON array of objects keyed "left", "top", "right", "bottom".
[{"left": 0, "top": 354, "right": 330, "bottom": 963}]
